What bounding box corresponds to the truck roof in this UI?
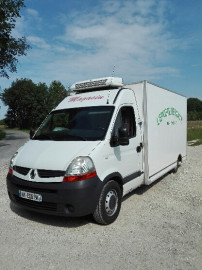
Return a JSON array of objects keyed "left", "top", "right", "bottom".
[
  {"left": 126, "top": 80, "right": 186, "bottom": 98},
  {"left": 55, "top": 89, "right": 121, "bottom": 110}
]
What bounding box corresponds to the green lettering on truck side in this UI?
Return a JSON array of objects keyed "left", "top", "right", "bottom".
[{"left": 157, "top": 107, "right": 183, "bottom": 125}]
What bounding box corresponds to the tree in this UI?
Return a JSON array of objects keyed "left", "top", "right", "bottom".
[
  {"left": 187, "top": 98, "right": 202, "bottom": 112},
  {"left": 0, "top": 0, "right": 30, "bottom": 78},
  {"left": 47, "top": 80, "right": 68, "bottom": 111},
  {"left": 28, "top": 82, "right": 50, "bottom": 128},
  {"left": 187, "top": 98, "right": 202, "bottom": 121},
  {"left": 1, "top": 78, "right": 49, "bottom": 128},
  {"left": 1, "top": 78, "right": 68, "bottom": 129}
]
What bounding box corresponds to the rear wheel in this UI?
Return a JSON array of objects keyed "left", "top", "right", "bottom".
[
  {"left": 93, "top": 180, "right": 122, "bottom": 225},
  {"left": 173, "top": 156, "right": 182, "bottom": 173}
]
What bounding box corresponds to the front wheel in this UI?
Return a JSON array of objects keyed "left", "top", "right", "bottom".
[{"left": 93, "top": 180, "right": 122, "bottom": 225}]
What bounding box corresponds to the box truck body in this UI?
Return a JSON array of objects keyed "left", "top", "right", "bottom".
[
  {"left": 127, "top": 81, "right": 187, "bottom": 185},
  {"left": 7, "top": 77, "right": 187, "bottom": 224}
]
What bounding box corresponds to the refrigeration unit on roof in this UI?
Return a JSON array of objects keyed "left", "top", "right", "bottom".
[{"left": 70, "top": 77, "right": 124, "bottom": 92}]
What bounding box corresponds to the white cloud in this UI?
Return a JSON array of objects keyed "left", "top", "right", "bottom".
[
  {"left": 27, "top": 8, "right": 41, "bottom": 21},
  {"left": 11, "top": 8, "right": 42, "bottom": 38},
  {"left": 27, "top": 36, "right": 51, "bottom": 49},
  {"left": 11, "top": 15, "right": 25, "bottom": 38}
]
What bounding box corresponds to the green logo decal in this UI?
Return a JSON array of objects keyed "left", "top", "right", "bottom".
[{"left": 157, "top": 107, "right": 182, "bottom": 125}]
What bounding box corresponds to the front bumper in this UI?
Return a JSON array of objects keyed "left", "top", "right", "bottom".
[{"left": 7, "top": 173, "right": 103, "bottom": 217}]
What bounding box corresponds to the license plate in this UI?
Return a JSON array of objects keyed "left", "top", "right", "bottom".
[{"left": 19, "top": 190, "right": 42, "bottom": 202}]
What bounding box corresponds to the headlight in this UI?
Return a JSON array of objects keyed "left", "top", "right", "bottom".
[
  {"left": 63, "top": 156, "right": 97, "bottom": 182},
  {"left": 9, "top": 152, "right": 18, "bottom": 174}
]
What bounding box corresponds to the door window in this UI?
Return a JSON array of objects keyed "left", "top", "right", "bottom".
[{"left": 113, "top": 106, "right": 136, "bottom": 138}]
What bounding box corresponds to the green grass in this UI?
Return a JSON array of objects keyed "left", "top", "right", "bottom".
[
  {"left": 11, "top": 127, "right": 30, "bottom": 134},
  {"left": 187, "top": 121, "right": 202, "bottom": 146}
]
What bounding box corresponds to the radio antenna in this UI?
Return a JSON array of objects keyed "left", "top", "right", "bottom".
[{"left": 112, "top": 65, "right": 116, "bottom": 77}]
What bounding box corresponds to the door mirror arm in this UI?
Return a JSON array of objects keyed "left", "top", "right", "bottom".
[{"left": 110, "top": 136, "right": 120, "bottom": 147}]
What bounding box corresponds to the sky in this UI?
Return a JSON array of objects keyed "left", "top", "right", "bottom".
[{"left": 0, "top": 0, "right": 201, "bottom": 119}]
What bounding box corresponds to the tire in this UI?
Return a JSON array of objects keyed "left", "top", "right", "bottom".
[
  {"left": 93, "top": 180, "right": 122, "bottom": 225},
  {"left": 173, "top": 160, "right": 180, "bottom": 174}
]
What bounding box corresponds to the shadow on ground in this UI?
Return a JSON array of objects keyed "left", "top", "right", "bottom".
[
  {"left": 123, "top": 170, "right": 175, "bottom": 200},
  {"left": 10, "top": 202, "right": 93, "bottom": 228}
]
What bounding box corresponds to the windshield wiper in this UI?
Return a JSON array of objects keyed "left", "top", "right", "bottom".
[
  {"left": 33, "top": 133, "right": 87, "bottom": 141},
  {"left": 67, "top": 134, "right": 87, "bottom": 141}
]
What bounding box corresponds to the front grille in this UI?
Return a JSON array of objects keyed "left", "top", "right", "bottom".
[
  {"left": 13, "top": 166, "right": 30, "bottom": 175},
  {"left": 13, "top": 166, "right": 65, "bottom": 179},
  {"left": 14, "top": 195, "right": 57, "bottom": 212},
  {"left": 37, "top": 169, "right": 65, "bottom": 178}
]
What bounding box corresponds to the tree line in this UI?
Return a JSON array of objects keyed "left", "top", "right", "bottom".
[{"left": 0, "top": 78, "right": 68, "bottom": 129}]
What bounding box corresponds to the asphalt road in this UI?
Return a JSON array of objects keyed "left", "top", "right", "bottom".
[
  {"left": 0, "top": 130, "right": 201, "bottom": 270},
  {"left": 0, "top": 129, "right": 29, "bottom": 160}
]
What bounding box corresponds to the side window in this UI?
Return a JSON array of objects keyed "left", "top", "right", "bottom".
[{"left": 113, "top": 106, "right": 136, "bottom": 138}]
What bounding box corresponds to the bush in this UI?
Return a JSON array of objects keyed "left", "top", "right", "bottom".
[
  {"left": 0, "top": 130, "right": 6, "bottom": 140},
  {"left": 187, "top": 98, "right": 202, "bottom": 121}
]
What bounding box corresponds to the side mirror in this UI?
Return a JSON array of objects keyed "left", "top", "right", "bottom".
[
  {"left": 118, "top": 126, "right": 129, "bottom": 146},
  {"left": 30, "top": 129, "right": 35, "bottom": 139},
  {"left": 110, "top": 136, "right": 119, "bottom": 147}
]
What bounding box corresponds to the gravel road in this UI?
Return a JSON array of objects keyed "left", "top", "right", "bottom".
[{"left": 0, "top": 130, "right": 201, "bottom": 270}]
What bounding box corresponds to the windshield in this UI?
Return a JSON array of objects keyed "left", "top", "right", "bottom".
[{"left": 33, "top": 106, "right": 114, "bottom": 141}]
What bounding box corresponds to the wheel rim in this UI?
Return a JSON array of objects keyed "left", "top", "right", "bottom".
[{"left": 105, "top": 189, "right": 118, "bottom": 216}]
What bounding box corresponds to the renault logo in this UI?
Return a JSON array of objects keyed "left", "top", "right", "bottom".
[{"left": 30, "top": 169, "right": 36, "bottom": 179}]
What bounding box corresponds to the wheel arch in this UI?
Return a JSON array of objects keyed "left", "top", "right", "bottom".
[{"left": 102, "top": 172, "right": 124, "bottom": 195}]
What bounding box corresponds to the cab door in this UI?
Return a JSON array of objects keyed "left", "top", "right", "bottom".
[{"left": 110, "top": 105, "right": 143, "bottom": 191}]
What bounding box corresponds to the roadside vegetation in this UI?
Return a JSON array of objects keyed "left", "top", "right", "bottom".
[
  {"left": 187, "top": 121, "right": 202, "bottom": 146},
  {"left": 186, "top": 98, "right": 202, "bottom": 146},
  {"left": 0, "top": 129, "right": 6, "bottom": 140},
  {"left": 187, "top": 98, "right": 202, "bottom": 121},
  {"left": 0, "top": 120, "right": 6, "bottom": 140}
]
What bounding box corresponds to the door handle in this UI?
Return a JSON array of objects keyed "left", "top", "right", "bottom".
[{"left": 136, "top": 143, "right": 143, "bottom": 153}]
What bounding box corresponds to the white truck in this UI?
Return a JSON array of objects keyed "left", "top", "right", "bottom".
[{"left": 7, "top": 77, "right": 187, "bottom": 225}]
